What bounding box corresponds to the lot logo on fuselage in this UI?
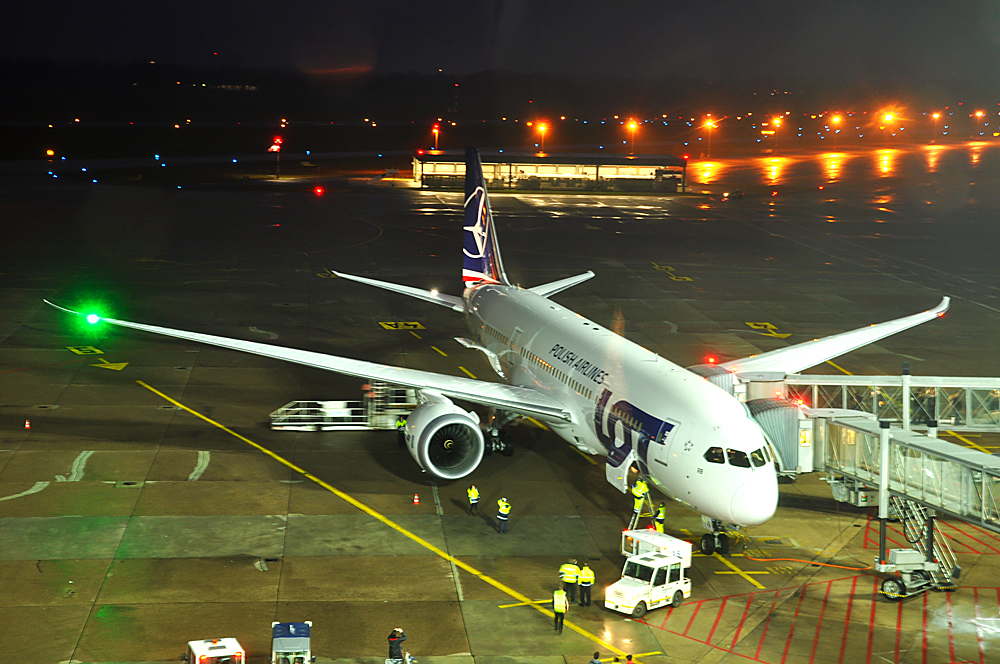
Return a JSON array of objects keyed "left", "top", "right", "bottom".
[{"left": 595, "top": 389, "right": 675, "bottom": 474}]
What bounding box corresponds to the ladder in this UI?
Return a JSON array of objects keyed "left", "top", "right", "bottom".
[
  {"left": 628, "top": 491, "right": 658, "bottom": 530},
  {"left": 889, "top": 495, "right": 960, "bottom": 589}
]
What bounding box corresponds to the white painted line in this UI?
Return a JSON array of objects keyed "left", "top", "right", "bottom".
[
  {"left": 432, "top": 483, "right": 464, "bottom": 602},
  {"left": 187, "top": 451, "right": 211, "bottom": 481},
  {"left": 55, "top": 451, "right": 93, "bottom": 482},
  {"left": 0, "top": 481, "right": 50, "bottom": 502}
]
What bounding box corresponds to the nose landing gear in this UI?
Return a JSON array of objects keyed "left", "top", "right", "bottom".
[{"left": 699, "top": 518, "right": 731, "bottom": 556}]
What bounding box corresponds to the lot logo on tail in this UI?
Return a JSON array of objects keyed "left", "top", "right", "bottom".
[{"left": 463, "top": 147, "right": 508, "bottom": 285}]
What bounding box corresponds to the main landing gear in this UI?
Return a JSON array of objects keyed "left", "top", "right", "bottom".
[
  {"left": 700, "top": 519, "right": 731, "bottom": 556},
  {"left": 484, "top": 410, "right": 515, "bottom": 457}
]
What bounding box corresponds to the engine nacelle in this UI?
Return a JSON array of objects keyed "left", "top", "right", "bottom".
[{"left": 404, "top": 402, "right": 485, "bottom": 480}]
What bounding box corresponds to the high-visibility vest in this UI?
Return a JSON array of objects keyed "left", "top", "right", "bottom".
[
  {"left": 498, "top": 500, "right": 511, "bottom": 515},
  {"left": 553, "top": 589, "right": 568, "bottom": 613},
  {"left": 578, "top": 566, "right": 595, "bottom": 586},
  {"left": 656, "top": 505, "right": 666, "bottom": 521},
  {"left": 631, "top": 480, "right": 648, "bottom": 499},
  {"left": 559, "top": 563, "right": 580, "bottom": 583},
  {"left": 468, "top": 486, "right": 479, "bottom": 502},
  {"left": 396, "top": 418, "right": 406, "bottom": 430}
]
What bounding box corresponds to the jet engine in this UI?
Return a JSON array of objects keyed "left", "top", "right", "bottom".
[{"left": 403, "top": 401, "right": 485, "bottom": 480}]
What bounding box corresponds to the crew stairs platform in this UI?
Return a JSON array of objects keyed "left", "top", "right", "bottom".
[{"left": 269, "top": 382, "right": 418, "bottom": 431}]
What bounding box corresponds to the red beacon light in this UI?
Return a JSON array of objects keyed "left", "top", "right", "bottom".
[
  {"left": 314, "top": 186, "right": 324, "bottom": 196},
  {"left": 707, "top": 356, "right": 717, "bottom": 364}
]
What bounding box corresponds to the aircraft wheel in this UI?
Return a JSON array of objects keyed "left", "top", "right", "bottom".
[
  {"left": 717, "top": 533, "right": 731, "bottom": 556},
  {"left": 672, "top": 591, "right": 684, "bottom": 608},
  {"left": 700, "top": 534, "right": 716, "bottom": 556},
  {"left": 881, "top": 578, "right": 905, "bottom": 601},
  {"left": 631, "top": 601, "right": 647, "bottom": 618},
  {"left": 500, "top": 430, "right": 514, "bottom": 456}
]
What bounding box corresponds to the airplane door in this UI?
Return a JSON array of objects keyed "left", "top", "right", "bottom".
[{"left": 504, "top": 327, "right": 523, "bottom": 374}]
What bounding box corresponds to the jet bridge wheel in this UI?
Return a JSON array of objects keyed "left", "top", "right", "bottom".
[{"left": 881, "top": 577, "right": 905, "bottom": 601}]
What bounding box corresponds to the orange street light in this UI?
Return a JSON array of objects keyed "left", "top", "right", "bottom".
[
  {"left": 705, "top": 119, "right": 716, "bottom": 157},
  {"left": 883, "top": 113, "right": 894, "bottom": 123},
  {"left": 831, "top": 115, "right": 842, "bottom": 124},
  {"left": 432, "top": 124, "right": 440, "bottom": 150},
  {"left": 537, "top": 122, "right": 548, "bottom": 150},
  {"left": 627, "top": 119, "right": 638, "bottom": 154},
  {"left": 931, "top": 112, "right": 941, "bottom": 143}
]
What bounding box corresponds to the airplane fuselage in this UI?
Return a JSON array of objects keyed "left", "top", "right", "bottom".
[{"left": 464, "top": 283, "right": 779, "bottom": 527}]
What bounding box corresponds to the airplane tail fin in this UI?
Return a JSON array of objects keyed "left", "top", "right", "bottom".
[{"left": 463, "top": 147, "right": 510, "bottom": 286}]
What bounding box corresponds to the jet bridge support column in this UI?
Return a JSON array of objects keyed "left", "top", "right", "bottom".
[
  {"left": 902, "top": 362, "right": 911, "bottom": 432},
  {"left": 878, "top": 419, "right": 891, "bottom": 565}
]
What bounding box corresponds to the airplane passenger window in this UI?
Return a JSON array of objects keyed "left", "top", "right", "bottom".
[
  {"left": 727, "top": 449, "right": 751, "bottom": 468},
  {"left": 704, "top": 447, "right": 725, "bottom": 464},
  {"left": 750, "top": 448, "right": 767, "bottom": 467}
]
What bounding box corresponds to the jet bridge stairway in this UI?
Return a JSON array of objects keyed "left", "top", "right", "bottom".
[
  {"left": 270, "top": 381, "right": 418, "bottom": 431},
  {"left": 888, "top": 495, "right": 959, "bottom": 591}
]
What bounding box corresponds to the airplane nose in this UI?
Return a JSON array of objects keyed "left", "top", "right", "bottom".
[{"left": 729, "top": 469, "right": 778, "bottom": 526}]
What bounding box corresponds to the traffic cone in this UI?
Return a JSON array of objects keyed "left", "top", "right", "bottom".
[
  {"left": 24, "top": 419, "right": 30, "bottom": 430},
  {"left": 413, "top": 493, "right": 420, "bottom": 505}
]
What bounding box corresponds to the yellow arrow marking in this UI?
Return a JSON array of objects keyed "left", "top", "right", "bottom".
[
  {"left": 745, "top": 322, "right": 792, "bottom": 339},
  {"left": 713, "top": 552, "right": 766, "bottom": 589},
  {"left": 316, "top": 268, "right": 336, "bottom": 278},
  {"left": 135, "top": 380, "right": 643, "bottom": 662},
  {"left": 379, "top": 321, "right": 426, "bottom": 330},
  {"left": 67, "top": 346, "right": 103, "bottom": 355},
  {"left": 91, "top": 358, "right": 128, "bottom": 371}
]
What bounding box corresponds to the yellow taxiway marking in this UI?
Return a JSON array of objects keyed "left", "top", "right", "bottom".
[
  {"left": 379, "top": 321, "right": 425, "bottom": 330},
  {"left": 573, "top": 448, "right": 598, "bottom": 465},
  {"left": 596, "top": 653, "right": 663, "bottom": 662},
  {"left": 458, "top": 366, "right": 477, "bottom": 379},
  {"left": 409, "top": 331, "right": 422, "bottom": 339},
  {"left": 135, "top": 380, "right": 641, "bottom": 661},
  {"left": 946, "top": 430, "right": 990, "bottom": 454},
  {"left": 67, "top": 346, "right": 103, "bottom": 355},
  {"left": 525, "top": 416, "right": 549, "bottom": 431},
  {"left": 431, "top": 346, "right": 448, "bottom": 357},
  {"left": 680, "top": 528, "right": 693, "bottom": 537},
  {"left": 713, "top": 552, "right": 766, "bottom": 589},
  {"left": 745, "top": 322, "right": 791, "bottom": 339},
  {"left": 826, "top": 360, "right": 852, "bottom": 375},
  {"left": 91, "top": 358, "right": 128, "bottom": 371},
  {"left": 498, "top": 599, "right": 549, "bottom": 608}
]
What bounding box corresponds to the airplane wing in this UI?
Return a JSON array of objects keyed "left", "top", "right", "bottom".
[
  {"left": 44, "top": 301, "right": 572, "bottom": 422},
  {"left": 721, "top": 297, "right": 950, "bottom": 378}
]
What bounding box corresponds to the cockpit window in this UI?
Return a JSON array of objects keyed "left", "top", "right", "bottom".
[
  {"left": 704, "top": 447, "right": 725, "bottom": 464},
  {"left": 750, "top": 448, "right": 767, "bottom": 467},
  {"left": 727, "top": 449, "right": 751, "bottom": 468}
]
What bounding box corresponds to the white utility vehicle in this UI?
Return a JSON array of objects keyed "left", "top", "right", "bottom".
[
  {"left": 184, "top": 638, "right": 245, "bottom": 664},
  {"left": 605, "top": 530, "right": 692, "bottom": 618}
]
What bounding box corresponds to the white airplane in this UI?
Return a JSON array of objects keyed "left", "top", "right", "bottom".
[{"left": 46, "top": 148, "right": 950, "bottom": 554}]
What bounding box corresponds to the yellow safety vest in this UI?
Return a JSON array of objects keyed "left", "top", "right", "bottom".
[
  {"left": 630, "top": 481, "right": 648, "bottom": 499},
  {"left": 468, "top": 486, "right": 479, "bottom": 501},
  {"left": 553, "top": 589, "right": 568, "bottom": 613},
  {"left": 578, "top": 566, "right": 595, "bottom": 586},
  {"left": 656, "top": 505, "right": 666, "bottom": 520},
  {"left": 498, "top": 500, "right": 511, "bottom": 515},
  {"left": 559, "top": 563, "right": 580, "bottom": 583}
]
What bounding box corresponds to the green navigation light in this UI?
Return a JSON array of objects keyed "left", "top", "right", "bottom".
[{"left": 86, "top": 314, "right": 100, "bottom": 325}]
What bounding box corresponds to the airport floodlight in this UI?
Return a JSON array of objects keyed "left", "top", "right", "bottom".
[
  {"left": 976, "top": 110, "right": 985, "bottom": 118},
  {"left": 537, "top": 122, "right": 548, "bottom": 150},
  {"left": 932, "top": 112, "right": 940, "bottom": 119},
  {"left": 883, "top": 113, "right": 894, "bottom": 123},
  {"left": 832, "top": 115, "right": 842, "bottom": 124},
  {"left": 432, "top": 124, "right": 440, "bottom": 150},
  {"left": 627, "top": 119, "right": 638, "bottom": 154},
  {"left": 46, "top": 149, "right": 55, "bottom": 157}
]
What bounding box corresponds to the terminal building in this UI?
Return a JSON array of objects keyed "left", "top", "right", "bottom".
[{"left": 412, "top": 150, "right": 687, "bottom": 193}]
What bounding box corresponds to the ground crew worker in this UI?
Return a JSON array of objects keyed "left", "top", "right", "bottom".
[
  {"left": 552, "top": 587, "right": 569, "bottom": 633},
  {"left": 467, "top": 484, "right": 479, "bottom": 516},
  {"left": 387, "top": 628, "right": 406, "bottom": 662},
  {"left": 655, "top": 502, "right": 666, "bottom": 533},
  {"left": 497, "top": 497, "right": 511, "bottom": 533},
  {"left": 396, "top": 416, "right": 407, "bottom": 447},
  {"left": 631, "top": 479, "right": 649, "bottom": 515},
  {"left": 578, "top": 563, "right": 595, "bottom": 606},
  {"left": 558, "top": 559, "right": 580, "bottom": 604}
]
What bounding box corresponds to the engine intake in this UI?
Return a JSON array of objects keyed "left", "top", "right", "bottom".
[{"left": 404, "top": 402, "right": 485, "bottom": 480}]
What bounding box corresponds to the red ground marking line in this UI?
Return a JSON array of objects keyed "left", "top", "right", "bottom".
[
  {"left": 705, "top": 597, "right": 728, "bottom": 644},
  {"left": 779, "top": 584, "right": 808, "bottom": 664},
  {"left": 894, "top": 598, "right": 904, "bottom": 664},
  {"left": 808, "top": 580, "right": 833, "bottom": 664},
  {"left": 947, "top": 591, "right": 956, "bottom": 664},
  {"left": 882, "top": 524, "right": 908, "bottom": 550},
  {"left": 755, "top": 588, "right": 784, "bottom": 661},
  {"left": 946, "top": 517, "right": 1000, "bottom": 543},
  {"left": 939, "top": 520, "right": 1000, "bottom": 554},
  {"left": 659, "top": 605, "right": 674, "bottom": 629},
  {"left": 731, "top": 594, "right": 755, "bottom": 651},
  {"left": 973, "top": 587, "right": 985, "bottom": 664},
  {"left": 866, "top": 576, "right": 878, "bottom": 664},
  {"left": 863, "top": 512, "right": 874, "bottom": 548},
  {"left": 683, "top": 600, "right": 704, "bottom": 636},
  {"left": 922, "top": 592, "right": 928, "bottom": 664},
  {"left": 836, "top": 576, "right": 859, "bottom": 664}
]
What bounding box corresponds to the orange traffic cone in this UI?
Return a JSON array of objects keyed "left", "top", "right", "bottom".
[
  {"left": 413, "top": 493, "right": 420, "bottom": 505},
  {"left": 24, "top": 419, "right": 30, "bottom": 430}
]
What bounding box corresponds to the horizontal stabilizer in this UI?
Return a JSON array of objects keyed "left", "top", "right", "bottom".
[
  {"left": 722, "top": 297, "right": 950, "bottom": 377},
  {"left": 332, "top": 271, "right": 465, "bottom": 312},
  {"left": 529, "top": 271, "right": 596, "bottom": 298}
]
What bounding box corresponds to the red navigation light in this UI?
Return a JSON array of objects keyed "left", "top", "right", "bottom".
[
  {"left": 417, "top": 149, "right": 424, "bottom": 154},
  {"left": 273, "top": 136, "right": 282, "bottom": 144},
  {"left": 314, "top": 186, "right": 324, "bottom": 196},
  {"left": 682, "top": 154, "right": 689, "bottom": 160}
]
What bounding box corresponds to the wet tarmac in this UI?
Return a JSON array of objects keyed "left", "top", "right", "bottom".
[{"left": 2, "top": 144, "right": 1000, "bottom": 664}]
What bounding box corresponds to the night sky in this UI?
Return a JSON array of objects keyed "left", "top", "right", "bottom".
[{"left": 6, "top": 1, "right": 1000, "bottom": 86}]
